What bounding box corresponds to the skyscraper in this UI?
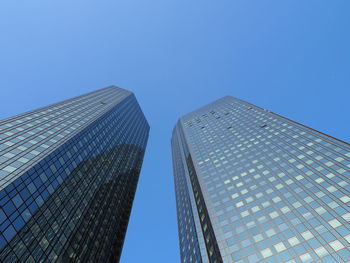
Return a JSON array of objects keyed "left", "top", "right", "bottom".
[
  {"left": 0, "top": 86, "right": 149, "bottom": 262},
  {"left": 172, "top": 96, "right": 350, "bottom": 263}
]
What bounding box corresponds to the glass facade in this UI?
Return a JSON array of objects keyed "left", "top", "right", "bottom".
[
  {"left": 172, "top": 96, "right": 350, "bottom": 263},
  {"left": 0, "top": 86, "right": 149, "bottom": 262}
]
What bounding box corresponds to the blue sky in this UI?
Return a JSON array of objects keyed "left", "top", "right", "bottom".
[{"left": 0, "top": 1, "right": 349, "bottom": 262}]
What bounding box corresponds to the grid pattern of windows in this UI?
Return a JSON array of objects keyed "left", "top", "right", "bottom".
[
  {"left": 0, "top": 86, "right": 130, "bottom": 190},
  {"left": 172, "top": 127, "right": 204, "bottom": 263},
  {"left": 172, "top": 96, "right": 350, "bottom": 263},
  {"left": 0, "top": 87, "right": 149, "bottom": 262}
]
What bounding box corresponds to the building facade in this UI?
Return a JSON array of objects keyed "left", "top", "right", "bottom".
[
  {"left": 0, "top": 86, "right": 149, "bottom": 262},
  {"left": 172, "top": 96, "right": 350, "bottom": 263}
]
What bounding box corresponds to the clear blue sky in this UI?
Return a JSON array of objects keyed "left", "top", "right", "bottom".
[{"left": 0, "top": 1, "right": 349, "bottom": 262}]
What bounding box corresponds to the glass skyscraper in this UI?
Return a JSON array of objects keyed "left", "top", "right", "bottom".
[
  {"left": 0, "top": 86, "right": 149, "bottom": 262},
  {"left": 172, "top": 96, "right": 350, "bottom": 263}
]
